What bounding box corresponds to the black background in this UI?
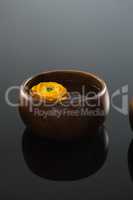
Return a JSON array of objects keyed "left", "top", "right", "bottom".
[{"left": 1, "top": 0, "right": 133, "bottom": 199}]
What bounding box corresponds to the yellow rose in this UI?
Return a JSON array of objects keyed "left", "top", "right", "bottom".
[{"left": 31, "top": 82, "right": 68, "bottom": 102}]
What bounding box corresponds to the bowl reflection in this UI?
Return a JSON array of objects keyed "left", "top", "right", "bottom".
[
  {"left": 128, "top": 140, "right": 133, "bottom": 181},
  {"left": 22, "top": 127, "right": 109, "bottom": 181},
  {"left": 128, "top": 102, "right": 133, "bottom": 181}
]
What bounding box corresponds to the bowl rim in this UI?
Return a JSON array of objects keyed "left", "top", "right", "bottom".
[{"left": 20, "top": 69, "right": 107, "bottom": 101}]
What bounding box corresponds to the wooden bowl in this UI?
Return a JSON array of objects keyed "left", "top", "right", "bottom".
[{"left": 19, "top": 70, "right": 110, "bottom": 139}]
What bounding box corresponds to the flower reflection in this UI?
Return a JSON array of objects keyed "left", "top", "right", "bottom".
[{"left": 22, "top": 127, "right": 109, "bottom": 181}]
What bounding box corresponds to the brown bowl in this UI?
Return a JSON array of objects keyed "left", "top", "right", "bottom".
[
  {"left": 129, "top": 99, "right": 133, "bottom": 130},
  {"left": 19, "top": 70, "right": 110, "bottom": 139}
]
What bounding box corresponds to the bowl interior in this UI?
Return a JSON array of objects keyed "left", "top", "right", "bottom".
[{"left": 23, "top": 71, "right": 105, "bottom": 97}]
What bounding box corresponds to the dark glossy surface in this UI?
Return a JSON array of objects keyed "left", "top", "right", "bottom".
[
  {"left": 1, "top": 0, "right": 133, "bottom": 199},
  {"left": 22, "top": 127, "right": 108, "bottom": 181}
]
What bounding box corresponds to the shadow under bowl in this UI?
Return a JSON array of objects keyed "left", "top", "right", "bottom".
[{"left": 19, "top": 70, "right": 110, "bottom": 140}]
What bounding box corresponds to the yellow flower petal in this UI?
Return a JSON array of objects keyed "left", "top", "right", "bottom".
[{"left": 31, "top": 82, "right": 68, "bottom": 102}]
